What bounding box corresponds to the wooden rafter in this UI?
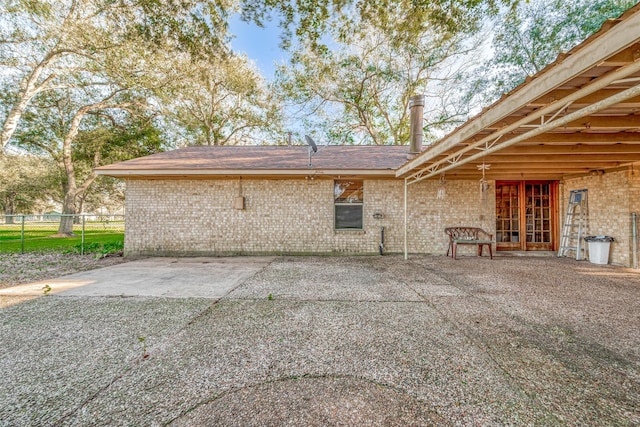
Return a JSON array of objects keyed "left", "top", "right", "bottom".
[
  {"left": 397, "top": 4, "right": 640, "bottom": 185},
  {"left": 404, "top": 82, "right": 640, "bottom": 183}
]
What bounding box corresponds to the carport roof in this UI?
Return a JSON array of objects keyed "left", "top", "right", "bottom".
[
  {"left": 95, "top": 145, "right": 413, "bottom": 177},
  {"left": 396, "top": 3, "right": 640, "bottom": 183}
]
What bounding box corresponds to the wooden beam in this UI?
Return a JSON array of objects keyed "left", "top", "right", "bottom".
[
  {"left": 457, "top": 133, "right": 640, "bottom": 146},
  {"left": 441, "top": 163, "right": 639, "bottom": 181},
  {"left": 446, "top": 169, "right": 606, "bottom": 179},
  {"left": 481, "top": 153, "right": 640, "bottom": 163},
  {"left": 454, "top": 162, "right": 629, "bottom": 171},
  {"left": 493, "top": 144, "right": 640, "bottom": 155},
  {"left": 439, "top": 172, "right": 567, "bottom": 180},
  {"left": 397, "top": 8, "right": 640, "bottom": 177},
  {"left": 598, "top": 44, "right": 640, "bottom": 65},
  {"left": 404, "top": 83, "right": 640, "bottom": 183},
  {"left": 528, "top": 90, "right": 640, "bottom": 107},
  {"left": 485, "top": 114, "right": 640, "bottom": 131},
  {"left": 515, "top": 133, "right": 640, "bottom": 144}
]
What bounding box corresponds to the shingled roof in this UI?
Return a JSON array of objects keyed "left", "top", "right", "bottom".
[{"left": 96, "top": 145, "right": 415, "bottom": 177}]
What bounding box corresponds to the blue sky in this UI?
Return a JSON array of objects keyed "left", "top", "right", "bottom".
[{"left": 228, "top": 15, "right": 287, "bottom": 79}]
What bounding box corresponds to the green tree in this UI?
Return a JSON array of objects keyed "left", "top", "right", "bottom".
[
  {"left": 0, "top": 0, "right": 527, "bottom": 235},
  {"left": 275, "top": 16, "right": 484, "bottom": 145},
  {"left": 0, "top": 1, "right": 229, "bottom": 234},
  {"left": 12, "top": 89, "right": 164, "bottom": 234},
  {"left": 481, "top": 0, "right": 635, "bottom": 99},
  {"left": 242, "top": 0, "right": 517, "bottom": 52},
  {"left": 0, "top": 154, "right": 58, "bottom": 222},
  {"left": 80, "top": 176, "right": 125, "bottom": 216},
  {"left": 70, "top": 114, "right": 164, "bottom": 215},
  {"left": 0, "top": 0, "right": 232, "bottom": 149},
  {"left": 166, "top": 54, "right": 283, "bottom": 146}
]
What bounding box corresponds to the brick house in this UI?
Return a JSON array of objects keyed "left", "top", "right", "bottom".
[
  {"left": 95, "top": 145, "right": 477, "bottom": 257},
  {"left": 97, "top": 4, "right": 640, "bottom": 266}
]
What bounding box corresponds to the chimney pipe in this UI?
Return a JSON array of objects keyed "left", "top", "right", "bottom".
[{"left": 409, "top": 94, "right": 425, "bottom": 154}]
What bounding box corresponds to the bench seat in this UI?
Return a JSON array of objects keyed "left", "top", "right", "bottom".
[{"left": 445, "top": 227, "right": 494, "bottom": 260}]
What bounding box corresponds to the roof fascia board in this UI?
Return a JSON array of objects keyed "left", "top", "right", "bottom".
[
  {"left": 95, "top": 169, "right": 398, "bottom": 177},
  {"left": 396, "top": 8, "right": 640, "bottom": 177}
]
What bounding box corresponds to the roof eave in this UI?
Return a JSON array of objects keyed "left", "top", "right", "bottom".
[{"left": 95, "top": 168, "right": 399, "bottom": 178}]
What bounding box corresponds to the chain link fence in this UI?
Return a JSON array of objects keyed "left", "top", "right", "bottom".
[{"left": 0, "top": 214, "right": 125, "bottom": 255}]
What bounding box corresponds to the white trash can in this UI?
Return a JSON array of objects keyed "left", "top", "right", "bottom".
[{"left": 584, "top": 236, "right": 614, "bottom": 265}]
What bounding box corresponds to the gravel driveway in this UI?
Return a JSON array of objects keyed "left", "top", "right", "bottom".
[{"left": 0, "top": 255, "right": 638, "bottom": 426}]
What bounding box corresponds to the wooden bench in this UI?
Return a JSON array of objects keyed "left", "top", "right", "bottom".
[{"left": 445, "top": 227, "right": 494, "bottom": 260}]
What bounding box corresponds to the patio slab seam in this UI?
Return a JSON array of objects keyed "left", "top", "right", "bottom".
[
  {"left": 46, "top": 259, "right": 276, "bottom": 425},
  {"left": 393, "top": 263, "right": 559, "bottom": 422},
  {"left": 403, "top": 259, "right": 640, "bottom": 423}
]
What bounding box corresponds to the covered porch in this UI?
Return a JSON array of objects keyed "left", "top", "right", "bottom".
[{"left": 397, "top": 4, "right": 640, "bottom": 266}]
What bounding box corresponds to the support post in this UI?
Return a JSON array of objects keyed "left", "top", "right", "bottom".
[
  {"left": 404, "top": 178, "right": 408, "bottom": 260},
  {"left": 81, "top": 214, "right": 85, "bottom": 256},
  {"left": 20, "top": 215, "right": 25, "bottom": 254},
  {"left": 633, "top": 212, "right": 638, "bottom": 269}
]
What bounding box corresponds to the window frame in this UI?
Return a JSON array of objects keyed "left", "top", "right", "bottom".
[{"left": 334, "top": 180, "right": 364, "bottom": 230}]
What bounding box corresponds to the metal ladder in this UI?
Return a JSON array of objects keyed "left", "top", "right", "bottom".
[{"left": 558, "top": 189, "right": 589, "bottom": 259}]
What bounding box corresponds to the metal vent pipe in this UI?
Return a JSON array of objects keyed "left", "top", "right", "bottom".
[{"left": 409, "top": 95, "right": 425, "bottom": 154}]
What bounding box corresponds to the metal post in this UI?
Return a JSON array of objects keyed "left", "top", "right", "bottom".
[
  {"left": 576, "top": 216, "right": 582, "bottom": 261},
  {"left": 20, "top": 215, "right": 25, "bottom": 254},
  {"left": 404, "top": 178, "right": 408, "bottom": 260},
  {"left": 81, "top": 214, "right": 85, "bottom": 255},
  {"left": 632, "top": 212, "right": 638, "bottom": 269}
]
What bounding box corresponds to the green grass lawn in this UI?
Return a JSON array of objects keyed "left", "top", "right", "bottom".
[{"left": 0, "top": 222, "right": 124, "bottom": 253}]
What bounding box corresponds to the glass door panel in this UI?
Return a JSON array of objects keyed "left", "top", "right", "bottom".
[
  {"left": 525, "top": 183, "right": 553, "bottom": 250},
  {"left": 496, "top": 181, "right": 556, "bottom": 251},
  {"left": 495, "top": 182, "right": 521, "bottom": 250}
]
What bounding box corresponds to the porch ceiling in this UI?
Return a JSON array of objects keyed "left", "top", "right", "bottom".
[{"left": 396, "top": 4, "right": 640, "bottom": 183}]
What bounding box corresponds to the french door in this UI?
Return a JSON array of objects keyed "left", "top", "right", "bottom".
[{"left": 495, "top": 181, "right": 558, "bottom": 251}]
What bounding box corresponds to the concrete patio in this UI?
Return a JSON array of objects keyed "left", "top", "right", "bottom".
[{"left": 0, "top": 255, "right": 638, "bottom": 426}]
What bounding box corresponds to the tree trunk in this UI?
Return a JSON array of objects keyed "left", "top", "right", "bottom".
[
  {"left": 1, "top": 97, "right": 33, "bottom": 149},
  {"left": 1, "top": 53, "right": 59, "bottom": 148},
  {"left": 57, "top": 188, "right": 77, "bottom": 236},
  {"left": 55, "top": 104, "right": 88, "bottom": 236},
  {"left": 75, "top": 196, "right": 85, "bottom": 224},
  {"left": 4, "top": 195, "right": 15, "bottom": 224},
  {"left": 51, "top": 95, "right": 120, "bottom": 235}
]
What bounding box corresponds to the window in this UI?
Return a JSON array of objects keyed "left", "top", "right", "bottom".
[{"left": 334, "top": 180, "right": 363, "bottom": 230}]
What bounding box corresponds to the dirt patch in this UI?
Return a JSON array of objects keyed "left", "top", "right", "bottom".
[{"left": 0, "top": 252, "right": 129, "bottom": 289}]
